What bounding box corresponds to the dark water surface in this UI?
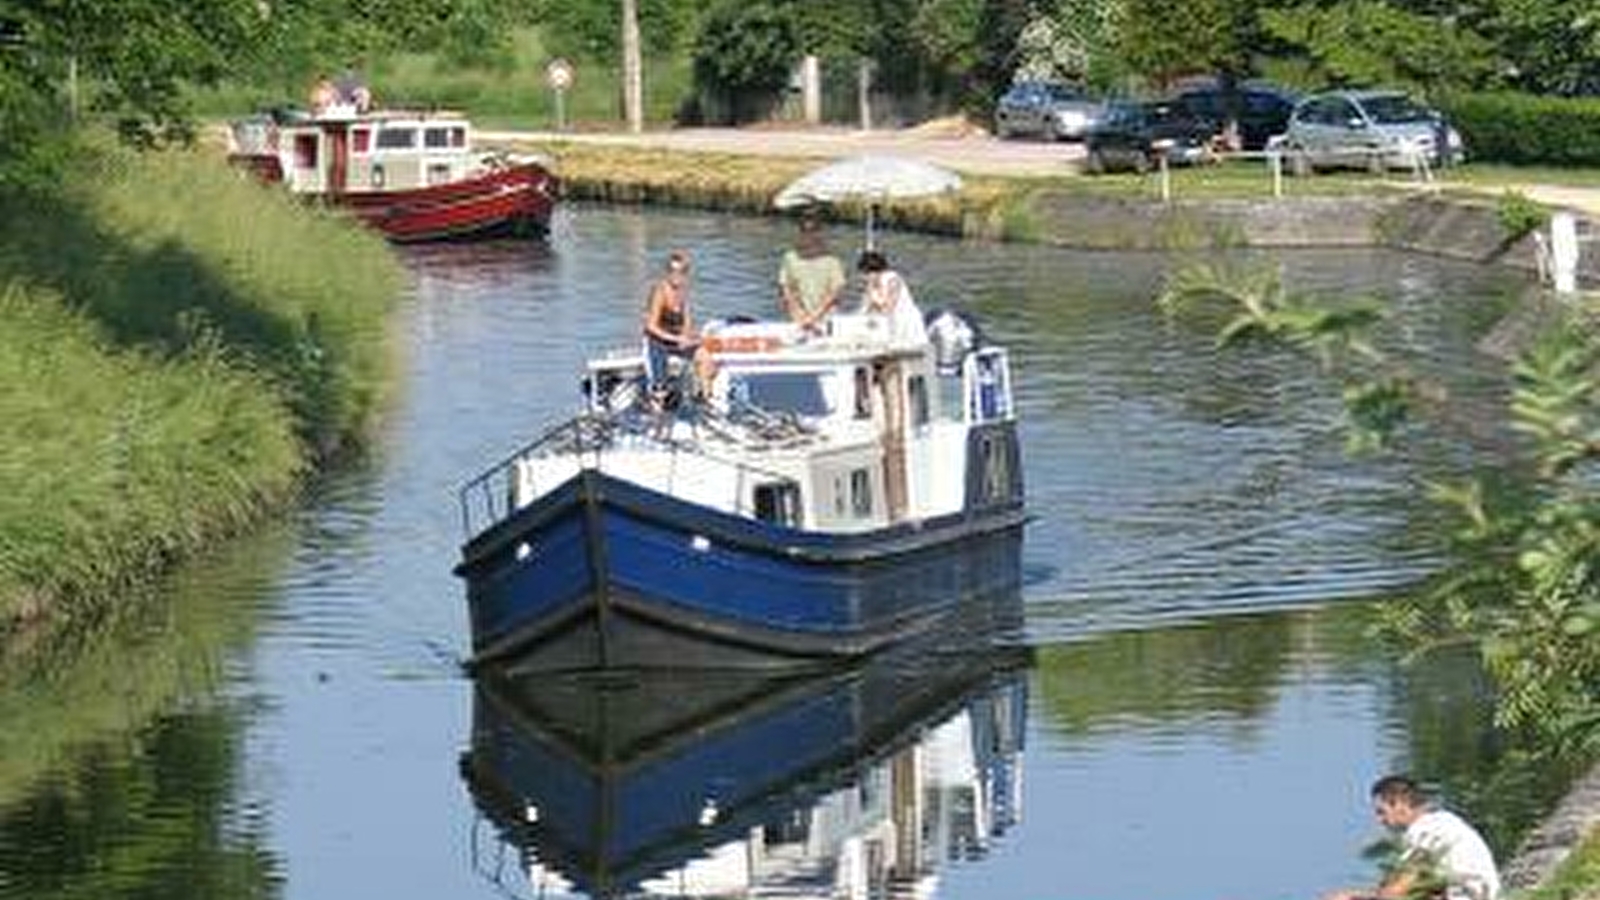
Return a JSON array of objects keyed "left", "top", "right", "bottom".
[{"left": 0, "top": 205, "right": 1551, "bottom": 900}]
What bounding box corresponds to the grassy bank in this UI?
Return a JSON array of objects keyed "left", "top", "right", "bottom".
[{"left": 0, "top": 139, "right": 403, "bottom": 629}]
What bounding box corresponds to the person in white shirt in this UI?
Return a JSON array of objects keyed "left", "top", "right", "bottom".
[
  {"left": 1325, "top": 774, "right": 1501, "bottom": 900},
  {"left": 856, "top": 250, "right": 926, "bottom": 346}
]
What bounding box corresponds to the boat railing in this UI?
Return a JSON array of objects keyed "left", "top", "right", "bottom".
[{"left": 457, "top": 411, "right": 798, "bottom": 539}]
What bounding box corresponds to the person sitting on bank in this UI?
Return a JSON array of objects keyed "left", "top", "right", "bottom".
[
  {"left": 1324, "top": 774, "right": 1501, "bottom": 900},
  {"left": 642, "top": 249, "right": 715, "bottom": 404},
  {"left": 857, "top": 249, "right": 927, "bottom": 346},
  {"left": 778, "top": 213, "right": 845, "bottom": 333}
]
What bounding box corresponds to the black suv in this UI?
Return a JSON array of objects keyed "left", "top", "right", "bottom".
[
  {"left": 1084, "top": 100, "right": 1218, "bottom": 174},
  {"left": 1171, "top": 81, "right": 1299, "bottom": 151}
]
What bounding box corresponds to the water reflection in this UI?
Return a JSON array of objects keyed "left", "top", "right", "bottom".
[{"left": 461, "top": 643, "right": 1030, "bottom": 899}]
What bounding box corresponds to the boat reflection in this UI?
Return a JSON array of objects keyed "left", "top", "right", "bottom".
[{"left": 460, "top": 636, "right": 1031, "bottom": 899}]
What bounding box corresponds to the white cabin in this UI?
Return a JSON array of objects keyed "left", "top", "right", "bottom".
[{"left": 512, "top": 311, "right": 1017, "bottom": 533}]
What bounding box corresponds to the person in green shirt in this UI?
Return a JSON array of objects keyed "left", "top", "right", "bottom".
[{"left": 778, "top": 214, "right": 845, "bottom": 333}]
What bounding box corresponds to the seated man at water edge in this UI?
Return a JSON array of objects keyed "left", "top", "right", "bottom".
[
  {"left": 642, "top": 249, "right": 715, "bottom": 404},
  {"left": 778, "top": 213, "right": 845, "bottom": 333},
  {"left": 1324, "top": 774, "right": 1501, "bottom": 900},
  {"left": 857, "top": 250, "right": 927, "bottom": 346}
]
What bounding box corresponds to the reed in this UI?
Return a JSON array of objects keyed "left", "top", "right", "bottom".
[
  {"left": 0, "top": 283, "right": 301, "bottom": 622},
  {"left": 0, "top": 137, "right": 403, "bottom": 627},
  {"left": 0, "top": 138, "right": 403, "bottom": 457},
  {"left": 526, "top": 140, "right": 1025, "bottom": 237}
]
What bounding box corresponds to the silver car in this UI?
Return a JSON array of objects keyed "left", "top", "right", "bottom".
[
  {"left": 994, "top": 81, "right": 1104, "bottom": 141},
  {"left": 1281, "top": 89, "right": 1465, "bottom": 174}
]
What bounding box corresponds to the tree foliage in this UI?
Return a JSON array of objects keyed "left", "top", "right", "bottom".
[
  {"left": 1258, "top": 1, "right": 1498, "bottom": 94},
  {"left": 691, "top": 0, "right": 801, "bottom": 123},
  {"left": 529, "top": 0, "right": 700, "bottom": 63}
]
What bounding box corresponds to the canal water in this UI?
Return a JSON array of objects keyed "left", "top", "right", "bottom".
[{"left": 0, "top": 205, "right": 1557, "bottom": 900}]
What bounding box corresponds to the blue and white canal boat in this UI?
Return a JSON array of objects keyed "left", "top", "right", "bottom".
[{"left": 454, "top": 307, "right": 1024, "bottom": 671}]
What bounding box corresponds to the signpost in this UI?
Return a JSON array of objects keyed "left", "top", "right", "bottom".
[{"left": 546, "top": 58, "right": 573, "bottom": 132}]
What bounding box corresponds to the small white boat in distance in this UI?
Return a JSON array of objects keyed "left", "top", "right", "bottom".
[{"left": 454, "top": 302, "right": 1025, "bottom": 672}]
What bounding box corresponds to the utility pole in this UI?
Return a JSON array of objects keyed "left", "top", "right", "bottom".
[{"left": 620, "top": 0, "right": 643, "bottom": 133}]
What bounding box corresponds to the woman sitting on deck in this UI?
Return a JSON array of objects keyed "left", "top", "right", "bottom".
[{"left": 642, "top": 249, "right": 716, "bottom": 406}]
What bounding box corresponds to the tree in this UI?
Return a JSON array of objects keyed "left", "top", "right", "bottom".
[
  {"left": 1116, "top": 0, "right": 1256, "bottom": 87},
  {"left": 622, "top": 0, "right": 642, "bottom": 132},
  {"left": 691, "top": 0, "right": 800, "bottom": 124},
  {"left": 1258, "top": 1, "right": 1498, "bottom": 94}
]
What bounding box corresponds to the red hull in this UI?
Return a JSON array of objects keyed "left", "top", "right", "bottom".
[
  {"left": 339, "top": 163, "right": 557, "bottom": 242},
  {"left": 228, "top": 154, "right": 557, "bottom": 243}
]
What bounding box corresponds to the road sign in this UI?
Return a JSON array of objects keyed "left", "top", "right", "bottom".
[{"left": 546, "top": 58, "right": 573, "bottom": 92}]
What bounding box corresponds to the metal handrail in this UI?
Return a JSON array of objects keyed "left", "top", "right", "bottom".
[{"left": 456, "top": 410, "right": 805, "bottom": 539}]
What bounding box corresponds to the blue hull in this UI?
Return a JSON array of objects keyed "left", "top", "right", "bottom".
[
  {"left": 457, "top": 464, "right": 1026, "bottom": 670},
  {"left": 460, "top": 637, "right": 1030, "bottom": 896}
]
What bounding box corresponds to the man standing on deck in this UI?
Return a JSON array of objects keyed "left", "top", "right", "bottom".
[
  {"left": 1325, "top": 774, "right": 1501, "bottom": 900},
  {"left": 778, "top": 213, "right": 845, "bottom": 334}
]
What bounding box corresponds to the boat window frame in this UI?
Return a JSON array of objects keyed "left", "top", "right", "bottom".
[
  {"left": 374, "top": 126, "right": 417, "bottom": 151},
  {"left": 752, "top": 481, "right": 802, "bottom": 527},
  {"left": 423, "top": 126, "right": 454, "bottom": 149},
  {"left": 908, "top": 374, "right": 930, "bottom": 427},
  {"left": 849, "top": 468, "right": 873, "bottom": 518}
]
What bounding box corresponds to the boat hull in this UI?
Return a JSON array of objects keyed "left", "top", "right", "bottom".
[
  {"left": 339, "top": 162, "right": 557, "bottom": 242},
  {"left": 227, "top": 154, "right": 557, "bottom": 242},
  {"left": 457, "top": 469, "right": 1026, "bottom": 672}
]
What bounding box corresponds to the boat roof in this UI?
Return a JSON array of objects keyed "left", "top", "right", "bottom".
[{"left": 252, "top": 106, "right": 473, "bottom": 127}]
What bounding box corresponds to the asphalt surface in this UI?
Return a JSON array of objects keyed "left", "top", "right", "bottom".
[{"left": 479, "top": 124, "right": 1087, "bottom": 178}]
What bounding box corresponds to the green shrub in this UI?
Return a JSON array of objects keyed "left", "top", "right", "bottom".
[{"left": 1441, "top": 92, "right": 1600, "bottom": 167}]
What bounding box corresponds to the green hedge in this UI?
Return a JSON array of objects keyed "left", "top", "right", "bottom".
[{"left": 1441, "top": 92, "right": 1600, "bottom": 167}]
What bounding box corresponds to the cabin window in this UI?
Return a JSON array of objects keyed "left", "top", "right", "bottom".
[
  {"left": 375, "top": 127, "right": 416, "bottom": 150},
  {"left": 753, "top": 481, "right": 801, "bottom": 526},
  {"left": 451, "top": 126, "right": 467, "bottom": 147},
  {"left": 728, "top": 372, "right": 830, "bottom": 417},
  {"left": 978, "top": 434, "right": 1014, "bottom": 502},
  {"left": 427, "top": 163, "right": 452, "bottom": 185},
  {"left": 852, "top": 367, "right": 871, "bottom": 419},
  {"left": 850, "top": 468, "right": 873, "bottom": 518},
  {"left": 352, "top": 129, "right": 371, "bottom": 153},
  {"left": 293, "top": 133, "right": 318, "bottom": 169},
  {"left": 424, "top": 127, "right": 453, "bottom": 149},
  {"left": 833, "top": 476, "right": 847, "bottom": 517},
  {"left": 908, "top": 375, "right": 930, "bottom": 427}
]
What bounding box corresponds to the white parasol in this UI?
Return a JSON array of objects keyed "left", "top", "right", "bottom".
[{"left": 773, "top": 154, "right": 963, "bottom": 249}]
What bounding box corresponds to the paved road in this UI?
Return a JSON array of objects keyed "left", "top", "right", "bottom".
[
  {"left": 480, "top": 124, "right": 1087, "bottom": 178},
  {"left": 483, "top": 125, "right": 1600, "bottom": 215}
]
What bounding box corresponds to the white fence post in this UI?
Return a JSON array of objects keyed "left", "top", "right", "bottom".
[{"left": 1551, "top": 211, "right": 1579, "bottom": 295}]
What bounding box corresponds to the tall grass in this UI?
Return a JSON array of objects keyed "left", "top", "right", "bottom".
[
  {"left": 188, "top": 28, "right": 695, "bottom": 129},
  {"left": 0, "top": 136, "right": 403, "bottom": 626},
  {"left": 0, "top": 284, "right": 300, "bottom": 621}
]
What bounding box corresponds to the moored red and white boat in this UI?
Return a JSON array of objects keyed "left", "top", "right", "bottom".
[{"left": 227, "top": 103, "right": 557, "bottom": 242}]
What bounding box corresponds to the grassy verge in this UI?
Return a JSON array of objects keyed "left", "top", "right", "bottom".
[{"left": 0, "top": 138, "right": 403, "bottom": 628}]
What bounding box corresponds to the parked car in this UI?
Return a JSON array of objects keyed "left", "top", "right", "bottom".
[
  {"left": 1170, "top": 80, "right": 1299, "bottom": 151},
  {"left": 1280, "top": 89, "right": 1465, "bottom": 174},
  {"left": 1084, "top": 100, "right": 1218, "bottom": 174},
  {"left": 994, "top": 81, "right": 1105, "bottom": 141}
]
